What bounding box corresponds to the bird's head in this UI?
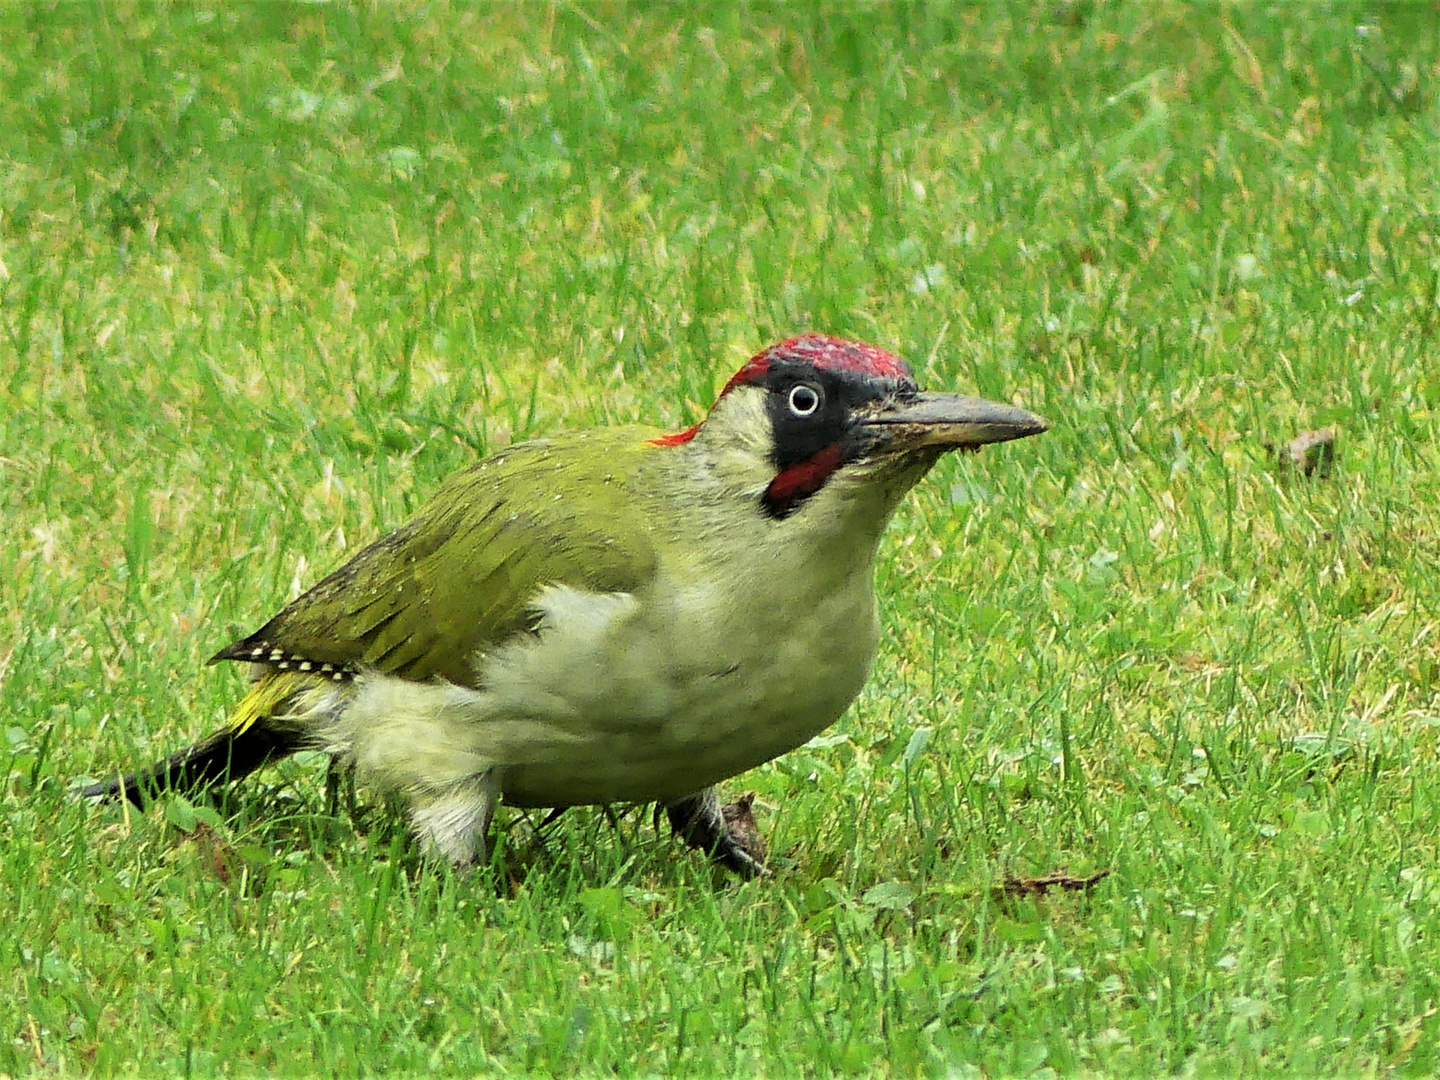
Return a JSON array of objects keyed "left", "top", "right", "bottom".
[{"left": 655, "top": 334, "right": 1047, "bottom": 521}]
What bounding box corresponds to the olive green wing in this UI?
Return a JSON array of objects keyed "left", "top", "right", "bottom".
[{"left": 210, "top": 430, "right": 662, "bottom": 688}]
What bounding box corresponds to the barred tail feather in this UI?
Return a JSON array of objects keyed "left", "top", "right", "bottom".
[
  {"left": 78, "top": 723, "right": 303, "bottom": 808},
  {"left": 80, "top": 671, "right": 348, "bottom": 808}
]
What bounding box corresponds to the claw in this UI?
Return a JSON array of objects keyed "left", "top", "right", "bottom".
[{"left": 663, "top": 787, "right": 769, "bottom": 879}]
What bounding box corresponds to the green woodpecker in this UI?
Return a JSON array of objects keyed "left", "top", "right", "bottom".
[{"left": 82, "top": 335, "right": 1046, "bottom": 876}]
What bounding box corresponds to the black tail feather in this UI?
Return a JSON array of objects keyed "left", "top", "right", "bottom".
[{"left": 80, "top": 724, "right": 303, "bottom": 809}]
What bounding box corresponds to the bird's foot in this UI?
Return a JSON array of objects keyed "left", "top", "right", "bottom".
[{"left": 662, "top": 787, "right": 768, "bottom": 879}]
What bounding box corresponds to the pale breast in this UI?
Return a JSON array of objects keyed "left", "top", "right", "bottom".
[{"left": 495, "top": 565, "right": 880, "bottom": 807}]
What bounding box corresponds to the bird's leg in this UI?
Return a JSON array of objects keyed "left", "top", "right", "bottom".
[
  {"left": 663, "top": 787, "right": 768, "bottom": 879},
  {"left": 325, "top": 756, "right": 342, "bottom": 816},
  {"left": 407, "top": 769, "right": 498, "bottom": 870},
  {"left": 324, "top": 755, "right": 358, "bottom": 821}
]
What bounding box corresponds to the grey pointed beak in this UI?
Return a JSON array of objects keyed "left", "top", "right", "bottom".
[{"left": 861, "top": 392, "right": 1048, "bottom": 452}]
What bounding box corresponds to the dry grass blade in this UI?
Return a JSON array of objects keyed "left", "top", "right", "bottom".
[{"left": 998, "top": 868, "right": 1112, "bottom": 898}]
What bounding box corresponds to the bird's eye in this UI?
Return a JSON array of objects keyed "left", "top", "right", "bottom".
[{"left": 788, "top": 383, "right": 822, "bottom": 417}]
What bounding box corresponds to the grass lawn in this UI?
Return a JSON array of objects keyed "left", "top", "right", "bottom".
[{"left": 4, "top": 2, "right": 1440, "bottom": 1074}]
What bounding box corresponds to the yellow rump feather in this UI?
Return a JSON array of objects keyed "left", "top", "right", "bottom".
[{"left": 227, "top": 670, "right": 324, "bottom": 735}]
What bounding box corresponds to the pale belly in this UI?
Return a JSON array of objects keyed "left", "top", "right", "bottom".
[
  {"left": 491, "top": 575, "right": 881, "bottom": 807},
  {"left": 330, "top": 564, "right": 883, "bottom": 809}
]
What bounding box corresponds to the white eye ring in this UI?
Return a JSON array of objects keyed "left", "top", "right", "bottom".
[{"left": 788, "top": 383, "right": 821, "bottom": 417}]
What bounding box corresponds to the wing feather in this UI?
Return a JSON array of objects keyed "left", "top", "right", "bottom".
[{"left": 211, "top": 431, "right": 662, "bottom": 688}]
